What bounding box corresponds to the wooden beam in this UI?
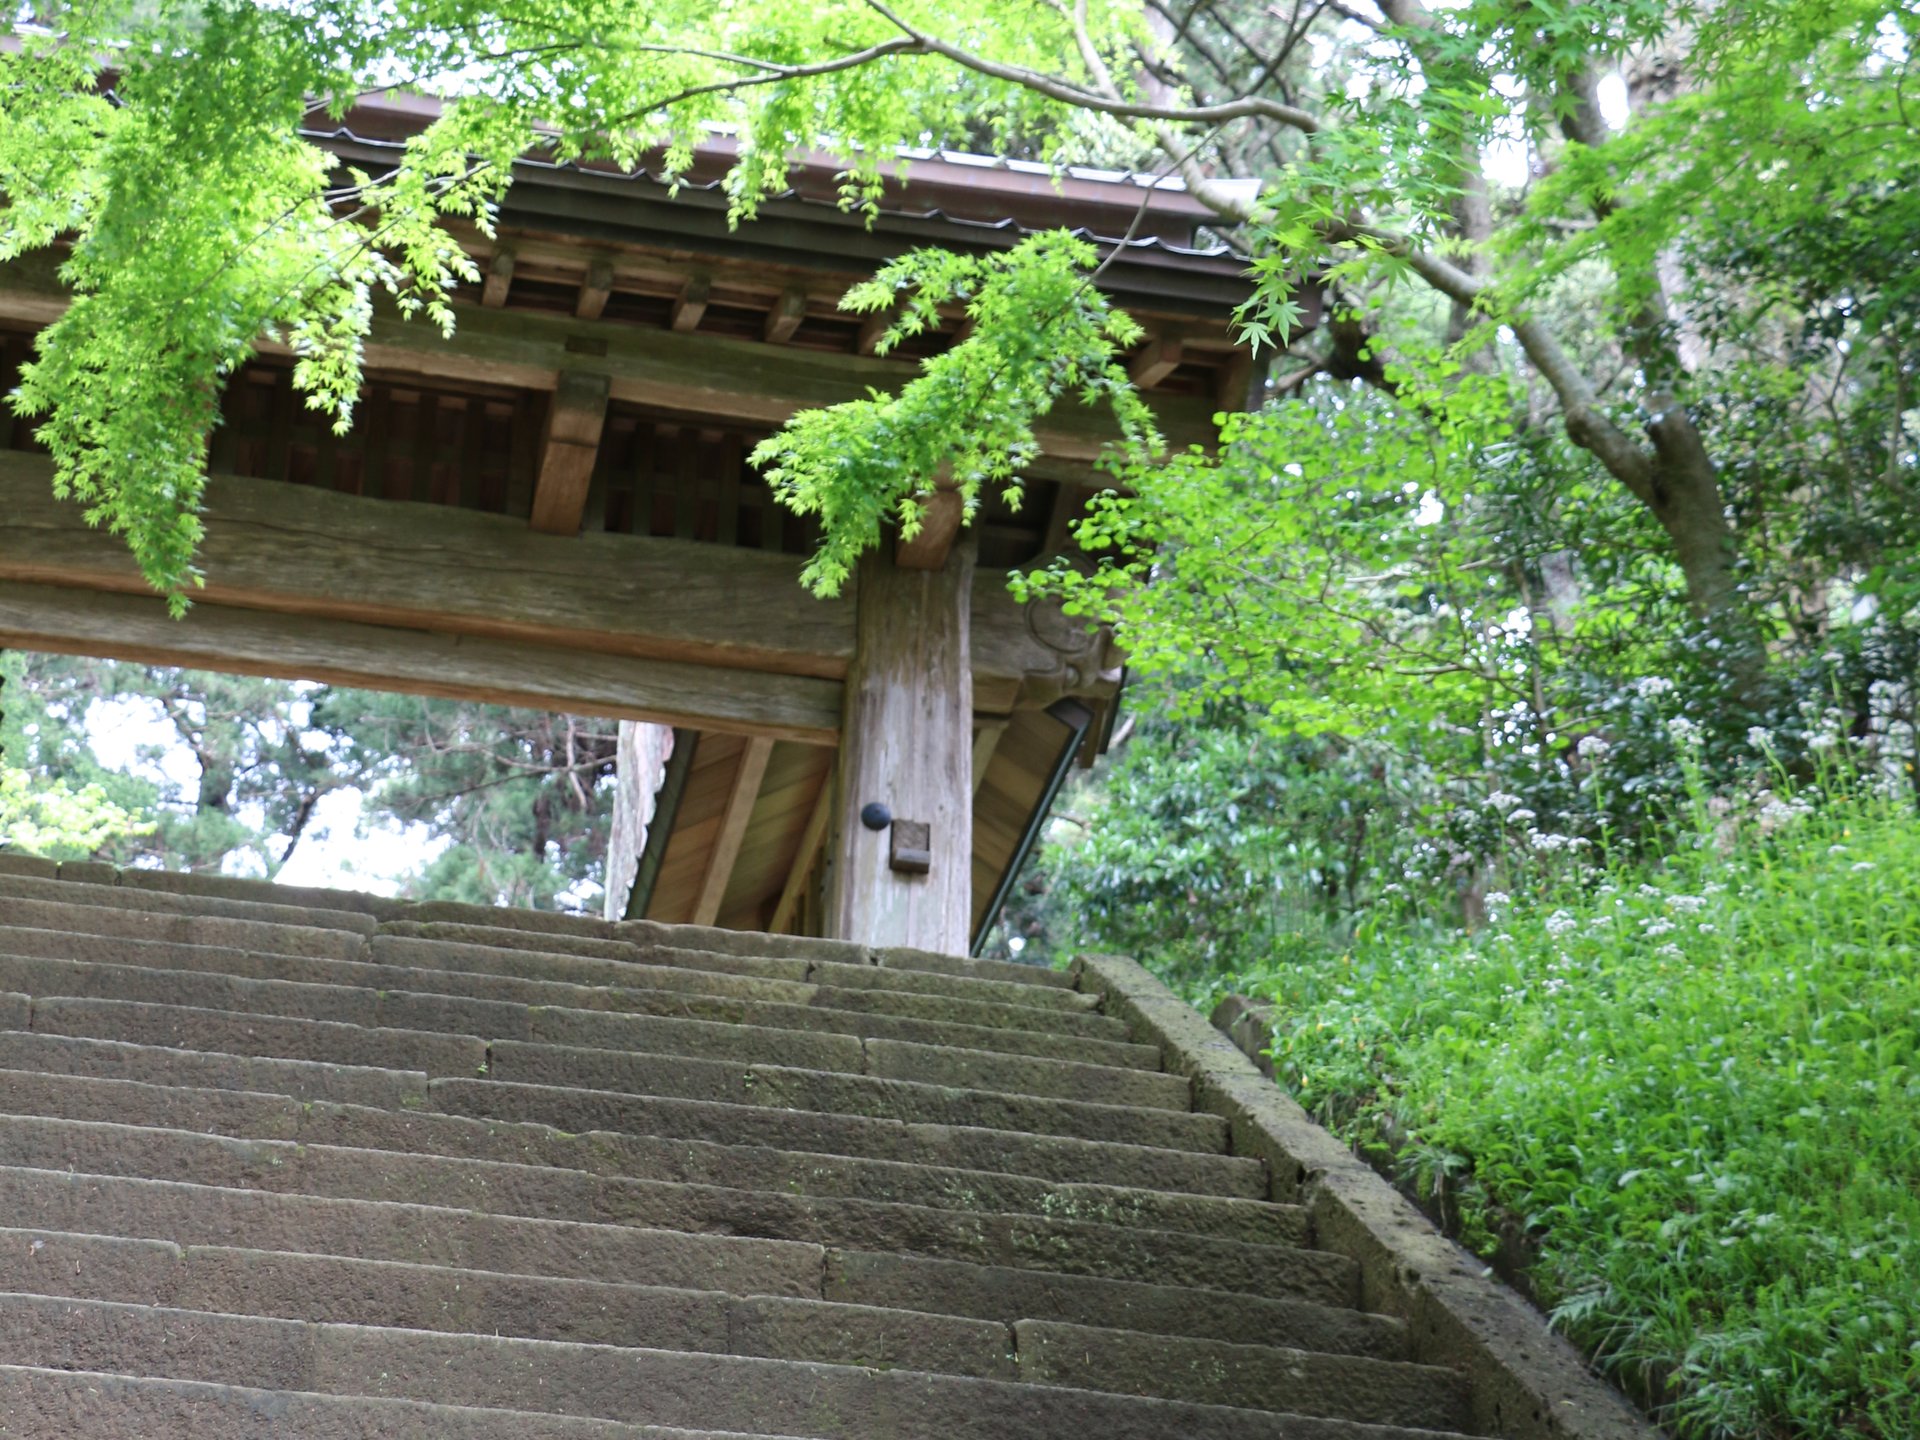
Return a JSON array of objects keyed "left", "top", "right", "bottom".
[
  {"left": 481, "top": 247, "right": 515, "bottom": 308},
  {"left": 528, "top": 370, "right": 610, "bottom": 536},
  {"left": 0, "top": 256, "right": 1221, "bottom": 473},
  {"left": 574, "top": 256, "right": 614, "bottom": 320},
  {"left": 827, "top": 542, "right": 974, "bottom": 952},
  {"left": 692, "top": 736, "right": 774, "bottom": 927},
  {"left": 625, "top": 728, "right": 698, "bottom": 920},
  {"left": 763, "top": 286, "right": 808, "bottom": 345},
  {"left": 895, "top": 479, "right": 963, "bottom": 572},
  {"left": 0, "top": 581, "right": 842, "bottom": 744},
  {"left": 769, "top": 773, "right": 834, "bottom": 935},
  {"left": 0, "top": 452, "right": 1115, "bottom": 713},
  {"left": 671, "top": 273, "right": 711, "bottom": 333},
  {"left": 1129, "top": 333, "right": 1184, "bottom": 390}
]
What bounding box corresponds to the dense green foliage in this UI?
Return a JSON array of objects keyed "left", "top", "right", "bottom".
[{"left": 1248, "top": 786, "right": 1920, "bottom": 1439}]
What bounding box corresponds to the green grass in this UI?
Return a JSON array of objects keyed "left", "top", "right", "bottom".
[{"left": 1246, "top": 795, "right": 1920, "bottom": 1439}]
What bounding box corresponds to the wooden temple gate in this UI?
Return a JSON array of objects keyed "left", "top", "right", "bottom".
[{"left": 0, "top": 97, "right": 1281, "bottom": 956}]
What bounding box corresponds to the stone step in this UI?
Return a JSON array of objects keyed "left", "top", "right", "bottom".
[
  {"left": 0, "top": 1030, "right": 428, "bottom": 1108},
  {"left": 0, "top": 872, "right": 375, "bottom": 936},
  {"left": 0, "top": 894, "right": 367, "bottom": 960},
  {"left": 1013, "top": 1321, "right": 1474, "bottom": 1432},
  {"left": 0, "top": 1230, "right": 1435, "bottom": 1415},
  {"left": 5, "top": 1293, "right": 1482, "bottom": 1439},
  {"left": 0, "top": 933, "right": 1178, "bottom": 1102},
  {"left": 0, "top": 1365, "right": 813, "bottom": 1440},
  {"left": 657, "top": 943, "right": 1099, "bottom": 1016},
  {"left": 16, "top": 979, "right": 1207, "bottom": 1150},
  {"left": 0, "top": 1032, "right": 1264, "bottom": 1198},
  {"left": 0, "top": 1228, "right": 1014, "bottom": 1379},
  {"left": 0, "top": 1166, "right": 827, "bottom": 1296},
  {"left": 377, "top": 932, "right": 1117, "bottom": 1037},
  {"left": 6, "top": 950, "right": 1144, "bottom": 1068},
  {"left": 824, "top": 1251, "right": 1402, "bottom": 1359},
  {"left": 479, "top": 1040, "right": 1221, "bottom": 1152},
  {"left": 0, "top": 1068, "right": 1289, "bottom": 1246},
  {"left": 437, "top": 1074, "right": 1259, "bottom": 1197},
  {"left": 0, "top": 1114, "right": 1325, "bottom": 1295},
  {"left": 31, "top": 994, "right": 487, "bottom": 1073}
]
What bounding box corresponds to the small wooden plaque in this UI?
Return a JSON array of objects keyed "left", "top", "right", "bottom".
[{"left": 889, "top": 819, "right": 932, "bottom": 875}]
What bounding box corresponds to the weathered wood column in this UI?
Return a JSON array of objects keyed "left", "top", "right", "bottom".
[{"left": 826, "top": 539, "right": 975, "bottom": 953}]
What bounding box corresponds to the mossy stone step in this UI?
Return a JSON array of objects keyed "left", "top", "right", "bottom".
[
  {"left": 0, "top": 872, "right": 376, "bottom": 935},
  {"left": 0, "top": 1115, "right": 1321, "bottom": 1295},
  {"left": 4, "top": 1294, "right": 1484, "bottom": 1440},
  {"left": 0, "top": 1031, "right": 1264, "bottom": 1198},
  {"left": 0, "top": 1365, "right": 811, "bottom": 1440},
  {"left": 0, "top": 1166, "right": 825, "bottom": 1295},
  {"left": 0, "top": 1067, "right": 1287, "bottom": 1245},
  {"left": 0, "top": 894, "right": 367, "bottom": 960},
  {"left": 0, "top": 1228, "right": 1013, "bottom": 1379}
]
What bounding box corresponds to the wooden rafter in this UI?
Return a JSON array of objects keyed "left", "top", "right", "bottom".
[
  {"left": 692, "top": 736, "right": 774, "bottom": 926},
  {"left": 769, "top": 772, "right": 834, "bottom": 935},
  {"left": 971, "top": 719, "right": 1008, "bottom": 796}
]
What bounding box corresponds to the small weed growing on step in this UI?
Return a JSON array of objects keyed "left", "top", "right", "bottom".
[{"left": 1249, "top": 789, "right": 1920, "bottom": 1439}]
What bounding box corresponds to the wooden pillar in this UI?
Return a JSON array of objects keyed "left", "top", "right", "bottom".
[{"left": 826, "top": 540, "right": 974, "bottom": 953}]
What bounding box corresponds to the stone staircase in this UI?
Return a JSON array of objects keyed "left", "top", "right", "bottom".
[{"left": 0, "top": 858, "right": 1650, "bottom": 1439}]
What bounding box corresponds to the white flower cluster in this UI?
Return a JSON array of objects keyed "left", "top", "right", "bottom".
[
  {"left": 1576, "top": 736, "right": 1611, "bottom": 759},
  {"left": 1642, "top": 918, "right": 1678, "bottom": 938},
  {"left": 1543, "top": 909, "right": 1578, "bottom": 936},
  {"left": 1485, "top": 791, "right": 1523, "bottom": 814},
  {"left": 1634, "top": 677, "right": 1676, "bottom": 699},
  {"left": 1667, "top": 894, "right": 1708, "bottom": 914},
  {"left": 1666, "top": 716, "right": 1704, "bottom": 748}
]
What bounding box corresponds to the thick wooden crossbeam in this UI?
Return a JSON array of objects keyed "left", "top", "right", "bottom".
[
  {"left": 0, "top": 454, "right": 1113, "bottom": 717},
  {"left": 0, "top": 581, "right": 839, "bottom": 743},
  {"left": 528, "top": 370, "right": 611, "bottom": 535}
]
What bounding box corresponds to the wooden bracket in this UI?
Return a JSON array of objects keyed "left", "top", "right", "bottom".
[
  {"left": 575, "top": 257, "right": 614, "bottom": 320},
  {"left": 672, "top": 273, "right": 711, "bottom": 334},
  {"left": 481, "top": 247, "right": 516, "bottom": 309},
  {"left": 764, "top": 286, "right": 807, "bottom": 345},
  {"left": 528, "top": 370, "right": 611, "bottom": 536},
  {"left": 855, "top": 309, "right": 894, "bottom": 356},
  {"left": 1129, "top": 332, "right": 1184, "bottom": 390},
  {"left": 894, "top": 480, "right": 964, "bottom": 572},
  {"left": 888, "top": 819, "right": 931, "bottom": 875}
]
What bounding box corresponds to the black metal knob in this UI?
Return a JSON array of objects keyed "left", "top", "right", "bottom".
[{"left": 860, "top": 802, "right": 893, "bottom": 831}]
